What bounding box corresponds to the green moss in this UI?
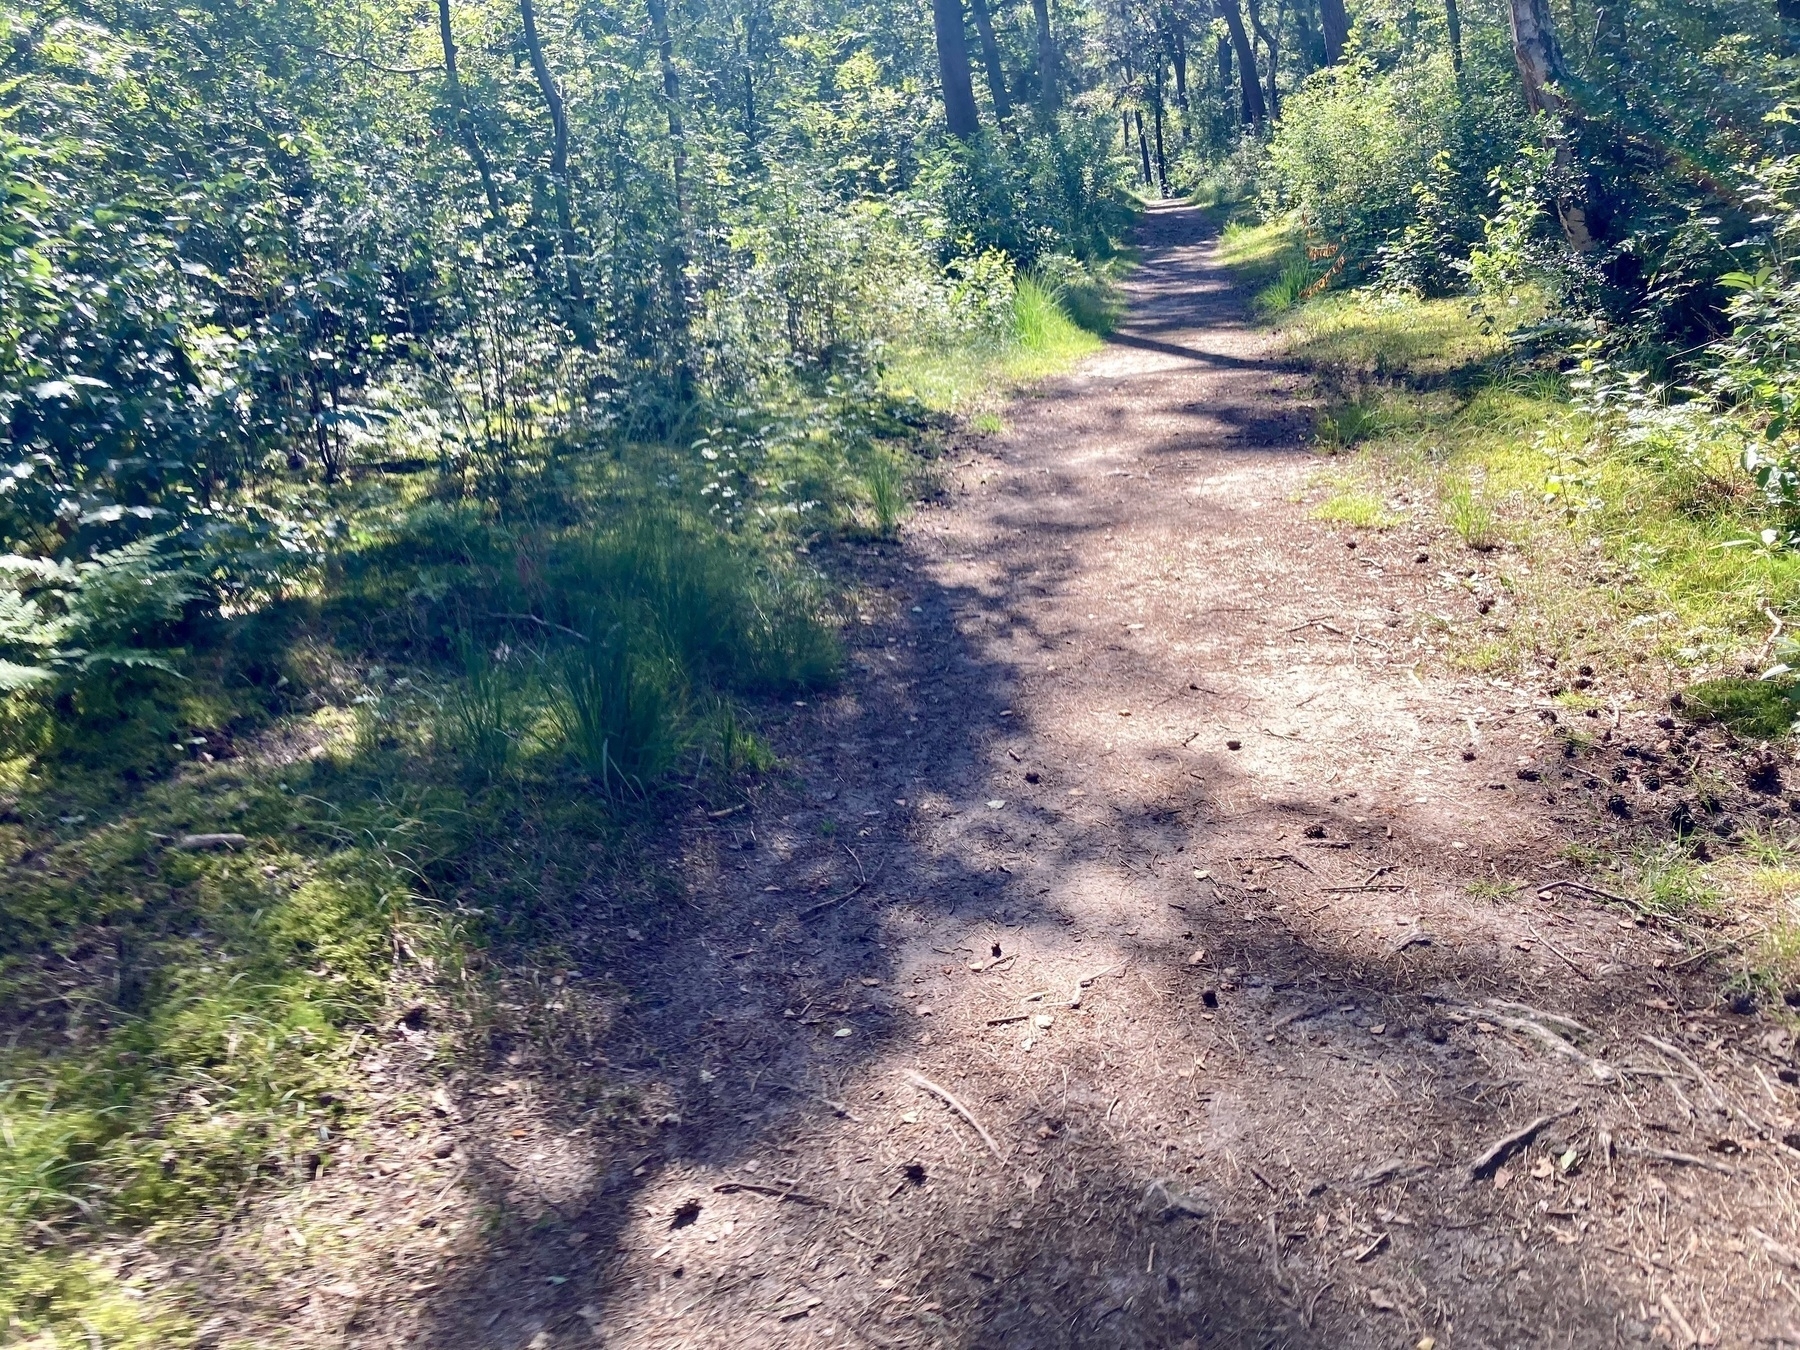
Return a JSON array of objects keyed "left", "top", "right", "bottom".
[
  {"left": 1311, "top": 490, "right": 1396, "bottom": 528},
  {"left": 1678, "top": 678, "right": 1800, "bottom": 741}
]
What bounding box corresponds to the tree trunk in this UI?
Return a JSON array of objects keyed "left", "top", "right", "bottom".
[
  {"left": 1151, "top": 78, "right": 1169, "bottom": 196},
  {"left": 1135, "top": 109, "right": 1153, "bottom": 187},
  {"left": 1246, "top": 0, "right": 1279, "bottom": 119},
  {"left": 1030, "top": 0, "right": 1058, "bottom": 116},
  {"left": 1444, "top": 0, "right": 1463, "bottom": 72},
  {"left": 1218, "top": 0, "right": 1265, "bottom": 122},
  {"left": 518, "top": 0, "right": 589, "bottom": 332},
  {"left": 645, "top": 0, "right": 692, "bottom": 384},
  {"left": 741, "top": 6, "right": 760, "bottom": 143},
  {"left": 1218, "top": 33, "right": 1232, "bottom": 91},
  {"left": 968, "top": 0, "right": 1012, "bottom": 122},
  {"left": 1506, "top": 0, "right": 1591, "bottom": 248},
  {"left": 435, "top": 0, "right": 502, "bottom": 224},
  {"left": 932, "top": 0, "right": 982, "bottom": 138},
  {"left": 1317, "top": 0, "right": 1349, "bottom": 63},
  {"left": 645, "top": 0, "right": 687, "bottom": 210},
  {"left": 519, "top": 0, "right": 572, "bottom": 238},
  {"left": 1170, "top": 17, "right": 1189, "bottom": 109}
]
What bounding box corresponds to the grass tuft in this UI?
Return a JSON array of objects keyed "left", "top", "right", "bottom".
[{"left": 1677, "top": 678, "right": 1800, "bottom": 742}]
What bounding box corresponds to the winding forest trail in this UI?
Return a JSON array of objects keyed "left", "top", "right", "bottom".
[{"left": 397, "top": 204, "right": 1800, "bottom": 1349}]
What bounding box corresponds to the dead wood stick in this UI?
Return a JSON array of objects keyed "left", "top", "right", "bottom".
[
  {"left": 798, "top": 881, "right": 867, "bottom": 919},
  {"left": 1526, "top": 923, "right": 1592, "bottom": 980},
  {"left": 1468, "top": 1109, "right": 1575, "bottom": 1180},
  {"left": 904, "top": 1070, "right": 1004, "bottom": 1161},
  {"left": 1321, "top": 883, "right": 1405, "bottom": 893},
  {"left": 712, "top": 1181, "right": 827, "bottom": 1206},
  {"left": 1532, "top": 877, "right": 1634, "bottom": 906},
  {"left": 798, "top": 850, "right": 881, "bottom": 920},
  {"left": 1752, "top": 1227, "right": 1800, "bottom": 1271},
  {"left": 1670, "top": 939, "right": 1740, "bottom": 971},
  {"left": 1659, "top": 1291, "right": 1699, "bottom": 1349},
  {"left": 1233, "top": 851, "right": 1314, "bottom": 873},
  {"left": 1640, "top": 1035, "right": 1729, "bottom": 1111},
  {"left": 985, "top": 1013, "right": 1030, "bottom": 1026},
  {"left": 1618, "top": 1143, "right": 1734, "bottom": 1176}
]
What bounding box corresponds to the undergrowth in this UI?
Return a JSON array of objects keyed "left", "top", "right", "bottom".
[
  {"left": 0, "top": 272, "right": 1119, "bottom": 1341},
  {"left": 1216, "top": 212, "right": 1800, "bottom": 687}
]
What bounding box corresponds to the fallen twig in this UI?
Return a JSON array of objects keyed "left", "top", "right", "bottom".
[
  {"left": 1233, "top": 852, "right": 1314, "bottom": 874},
  {"left": 1526, "top": 923, "right": 1592, "bottom": 980},
  {"left": 798, "top": 847, "right": 880, "bottom": 920},
  {"left": 1670, "top": 939, "right": 1740, "bottom": 972},
  {"left": 1619, "top": 1143, "right": 1735, "bottom": 1176},
  {"left": 1659, "top": 1291, "right": 1699, "bottom": 1349},
  {"left": 904, "top": 1069, "right": 1005, "bottom": 1161},
  {"left": 1532, "top": 877, "right": 1634, "bottom": 907},
  {"left": 797, "top": 881, "right": 868, "bottom": 920},
  {"left": 1468, "top": 1109, "right": 1575, "bottom": 1180},
  {"left": 713, "top": 1181, "right": 828, "bottom": 1206}
]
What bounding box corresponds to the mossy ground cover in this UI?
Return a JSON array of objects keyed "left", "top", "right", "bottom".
[{"left": 0, "top": 277, "right": 1121, "bottom": 1343}]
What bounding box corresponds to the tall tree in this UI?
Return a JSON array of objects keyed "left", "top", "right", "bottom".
[
  {"left": 435, "top": 0, "right": 503, "bottom": 224},
  {"left": 1506, "top": 0, "right": 1591, "bottom": 248},
  {"left": 1317, "top": 0, "right": 1349, "bottom": 63},
  {"left": 1444, "top": 0, "right": 1463, "bottom": 72},
  {"left": 1246, "top": 0, "right": 1280, "bottom": 118},
  {"left": 932, "top": 0, "right": 983, "bottom": 137},
  {"left": 1217, "top": 0, "right": 1265, "bottom": 122},
  {"left": 1031, "top": 0, "right": 1059, "bottom": 115},
  {"left": 645, "top": 0, "right": 688, "bottom": 210},
  {"left": 969, "top": 0, "right": 1014, "bottom": 121}
]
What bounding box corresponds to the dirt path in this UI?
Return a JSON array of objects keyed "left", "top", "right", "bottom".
[{"left": 375, "top": 204, "right": 1800, "bottom": 1350}]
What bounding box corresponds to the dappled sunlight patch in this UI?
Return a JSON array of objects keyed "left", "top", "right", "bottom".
[{"left": 1282, "top": 290, "right": 1506, "bottom": 380}]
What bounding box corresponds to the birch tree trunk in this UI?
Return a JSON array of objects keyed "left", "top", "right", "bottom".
[{"left": 1507, "top": 0, "right": 1592, "bottom": 249}]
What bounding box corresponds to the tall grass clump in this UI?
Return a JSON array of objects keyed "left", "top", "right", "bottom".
[
  {"left": 551, "top": 513, "right": 840, "bottom": 698},
  {"left": 551, "top": 624, "right": 687, "bottom": 796},
  {"left": 862, "top": 452, "right": 909, "bottom": 539}
]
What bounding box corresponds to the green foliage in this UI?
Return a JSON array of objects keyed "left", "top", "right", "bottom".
[
  {"left": 1261, "top": 44, "right": 1528, "bottom": 290},
  {"left": 1256, "top": 259, "right": 1323, "bottom": 316},
  {"left": 862, "top": 452, "right": 910, "bottom": 539},
  {"left": 1677, "top": 678, "right": 1800, "bottom": 740},
  {"left": 1310, "top": 489, "right": 1395, "bottom": 528},
  {"left": 552, "top": 630, "right": 687, "bottom": 795},
  {"left": 1441, "top": 475, "right": 1501, "bottom": 551},
  {"left": 440, "top": 637, "right": 523, "bottom": 779},
  {"left": 1638, "top": 851, "right": 1725, "bottom": 917}
]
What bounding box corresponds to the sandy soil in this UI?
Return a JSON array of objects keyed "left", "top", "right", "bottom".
[{"left": 291, "top": 203, "right": 1800, "bottom": 1350}]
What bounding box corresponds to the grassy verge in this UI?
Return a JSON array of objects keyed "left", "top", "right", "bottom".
[
  {"left": 1217, "top": 212, "right": 1800, "bottom": 682},
  {"left": 885, "top": 264, "right": 1125, "bottom": 416},
  {"left": 1214, "top": 208, "right": 1800, "bottom": 1004},
  {"left": 0, "top": 270, "right": 1114, "bottom": 1344}
]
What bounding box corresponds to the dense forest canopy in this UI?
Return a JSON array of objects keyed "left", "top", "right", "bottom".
[
  {"left": 11, "top": 0, "right": 1800, "bottom": 1340},
  {"left": 5, "top": 0, "right": 1800, "bottom": 616}
]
